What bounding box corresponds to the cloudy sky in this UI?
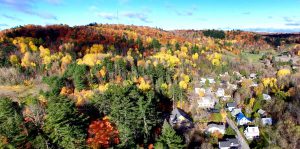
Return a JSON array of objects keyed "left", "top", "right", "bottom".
[{"left": 1, "top": 0, "right": 300, "bottom": 32}]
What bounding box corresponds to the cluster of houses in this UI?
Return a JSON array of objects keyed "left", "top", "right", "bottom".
[{"left": 168, "top": 73, "right": 274, "bottom": 148}]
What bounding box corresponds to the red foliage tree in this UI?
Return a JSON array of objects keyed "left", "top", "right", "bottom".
[{"left": 87, "top": 117, "right": 119, "bottom": 148}]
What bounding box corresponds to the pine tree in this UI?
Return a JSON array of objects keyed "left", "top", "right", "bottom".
[
  {"left": 0, "top": 97, "right": 26, "bottom": 147},
  {"left": 155, "top": 120, "right": 185, "bottom": 149},
  {"left": 92, "top": 84, "right": 160, "bottom": 147},
  {"left": 43, "top": 96, "right": 88, "bottom": 149}
]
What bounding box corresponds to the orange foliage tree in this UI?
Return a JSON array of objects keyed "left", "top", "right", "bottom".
[{"left": 87, "top": 117, "right": 119, "bottom": 148}]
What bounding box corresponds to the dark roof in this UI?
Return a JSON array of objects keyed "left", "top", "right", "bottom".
[
  {"left": 219, "top": 138, "right": 239, "bottom": 148},
  {"left": 227, "top": 102, "right": 237, "bottom": 108},
  {"left": 170, "top": 108, "right": 192, "bottom": 122}
]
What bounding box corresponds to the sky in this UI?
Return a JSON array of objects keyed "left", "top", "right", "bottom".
[{"left": 1, "top": 0, "right": 300, "bottom": 32}]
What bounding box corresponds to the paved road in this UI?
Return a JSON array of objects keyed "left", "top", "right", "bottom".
[{"left": 226, "top": 117, "right": 250, "bottom": 149}]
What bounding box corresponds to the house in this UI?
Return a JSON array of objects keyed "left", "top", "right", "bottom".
[
  {"left": 200, "top": 78, "right": 216, "bottom": 84},
  {"left": 209, "top": 108, "right": 220, "bottom": 113},
  {"left": 244, "top": 126, "right": 260, "bottom": 140},
  {"left": 250, "top": 83, "right": 258, "bottom": 87},
  {"left": 250, "top": 73, "right": 257, "bottom": 79},
  {"left": 218, "top": 138, "right": 240, "bottom": 149},
  {"left": 206, "top": 124, "right": 225, "bottom": 134},
  {"left": 236, "top": 113, "right": 251, "bottom": 125},
  {"left": 221, "top": 95, "right": 231, "bottom": 101},
  {"left": 231, "top": 108, "right": 242, "bottom": 117},
  {"left": 263, "top": 94, "right": 271, "bottom": 101},
  {"left": 261, "top": 118, "right": 272, "bottom": 126},
  {"left": 169, "top": 108, "right": 193, "bottom": 128},
  {"left": 227, "top": 82, "right": 238, "bottom": 90},
  {"left": 257, "top": 109, "right": 266, "bottom": 117},
  {"left": 198, "top": 95, "right": 216, "bottom": 109},
  {"left": 226, "top": 102, "right": 237, "bottom": 112},
  {"left": 195, "top": 88, "right": 205, "bottom": 95},
  {"left": 216, "top": 88, "right": 225, "bottom": 97}
]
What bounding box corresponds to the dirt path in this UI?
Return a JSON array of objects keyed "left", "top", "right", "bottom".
[{"left": 226, "top": 117, "right": 250, "bottom": 149}]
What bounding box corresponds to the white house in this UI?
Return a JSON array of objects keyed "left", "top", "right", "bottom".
[
  {"left": 216, "top": 88, "right": 225, "bottom": 97},
  {"left": 236, "top": 113, "right": 251, "bottom": 125},
  {"left": 197, "top": 96, "right": 215, "bottom": 109},
  {"left": 257, "top": 109, "right": 266, "bottom": 117},
  {"left": 231, "top": 108, "right": 242, "bottom": 117},
  {"left": 221, "top": 95, "right": 231, "bottom": 101},
  {"left": 250, "top": 73, "right": 257, "bottom": 79},
  {"left": 244, "top": 126, "right": 260, "bottom": 140},
  {"left": 200, "top": 78, "right": 216, "bottom": 84},
  {"left": 206, "top": 124, "right": 225, "bottom": 134},
  {"left": 263, "top": 94, "right": 272, "bottom": 101},
  {"left": 261, "top": 118, "right": 272, "bottom": 126},
  {"left": 195, "top": 88, "right": 205, "bottom": 95}
]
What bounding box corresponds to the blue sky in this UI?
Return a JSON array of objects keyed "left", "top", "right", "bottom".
[{"left": 1, "top": 0, "right": 300, "bottom": 32}]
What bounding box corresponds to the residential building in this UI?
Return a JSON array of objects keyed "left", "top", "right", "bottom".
[
  {"left": 169, "top": 108, "right": 193, "bottom": 128},
  {"left": 236, "top": 113, "right": 251, "bottom": 125},
  {"left": 263, "top": 94, "right": 271, "bottom": 101},
  {"left": 216, "top": 88, "right": 225, "bottom": 97},
  {"left": 206, "top": 124, "right": 225, "bottom": 134},
  {"left": 244, "top": 126, "right": 260, "bottom": 140},
  {"left": 231, "top": 108, "right": 242, "bottom": 117},
  {"left": 197, "top": 95, "right": 216, "bottom": 109},
  {"left": 226, "top": 102, "right": 237, "bottom": 112},
  {"left": 218, "top": 138, "right": 240, "bottom": 149},
  {"left": 261, "top": 118, "right": 272, "bottom": 126}
]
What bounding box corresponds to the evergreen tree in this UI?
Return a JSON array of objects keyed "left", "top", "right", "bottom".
[
  {"left": 0, "top": 97, "right": 26, "bottom": 147},
  {"left": 43, "top": 96, "right": 88, "bottom": 149},
  {"left": 155, "top": 120, "right": 185, "bottom": 149},
  {"left": 92, "top": 84, "right": 160, "bottom": 147}
]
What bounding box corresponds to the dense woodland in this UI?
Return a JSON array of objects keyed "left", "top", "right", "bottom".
[{"left": 0, "top": 24, "right": 300, "bottom": 148}]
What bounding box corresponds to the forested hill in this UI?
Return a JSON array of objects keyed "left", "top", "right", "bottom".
[
  {"left": 0, "top": 24, "right": 299, "bottom": 148},
  {"left": 1, "top": 24, "right": 274, "bottom": 53}
]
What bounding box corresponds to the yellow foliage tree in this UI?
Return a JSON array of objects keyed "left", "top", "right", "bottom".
[
  {"left": 88, "top": 44, "right": 104, "bottom": 53},
  {"left": 61, "top": 54, "right": 72, "bottom": 65},
  {"left": 39, "top": 46, "right": 50, "bottom": 57},
  {"left": 9, "top": 54, "right": 19, "bottom": 65},
  {"left": 277, "top": 69, "right": 291, "bottom": 77},
  {"left": 29, "top": 41, "right": 38, "bottom": 52},
  {"left": 99, "top": 83, "right": 109, "bottom": 92},
  {"left": 192, "top": 53, "right": 199, "bottom": 60},
  {"left": 77, "top": 54, "right": 98, "bottom": 66},
  {"left": 21, "top": 52, "right": 35, "bottom": 67},
  {"left": 179, "top": 81, "right": 188, "bottom": 89},
  {"left": 99, "top": 66, "right": 106, "bottom": 78},
  {"left": 249, "top": 98, "right": 255, "bottom": 108},
  {"left": 19, "top": 42, "right": 28, "bottom": 53},
  {"left": 42, "top": 55, "right": 52, "bottom": 65},
  {"left": 137, "top": 77, "right": 151, "bottom": 91},
  {"left": 180, "top": 46, "right": 188, "bottom": 53},
  {"left": 161, "top": 83, "right": 168, "bottom": 90}
]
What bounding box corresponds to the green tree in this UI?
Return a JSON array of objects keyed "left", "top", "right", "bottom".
[
  {"left": 43, "top": 96, "right": 88, "bottom": 149},
  {"left": 0, "top": 97, "right": 26, "bottom": 147},
  {"left": 155, "top": 120, "right": 185, "bottom": 149},
  {"left": 92, "top": 84, "right": 160, "bottom": 147}
]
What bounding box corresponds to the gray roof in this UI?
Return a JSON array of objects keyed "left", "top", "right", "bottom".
[
  {"left": 227, "top": 102, "right": 237, "bottom": 108},
  {"left": 219, "top": 138, "right": 239, "bottom": 148},
  {"left": 170, "top": 108, "right": 192, "bottom": 123}
]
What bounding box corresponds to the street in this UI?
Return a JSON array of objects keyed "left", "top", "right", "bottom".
[{"left": 226, "top": 117, "right": 250, "bottom": 149}]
